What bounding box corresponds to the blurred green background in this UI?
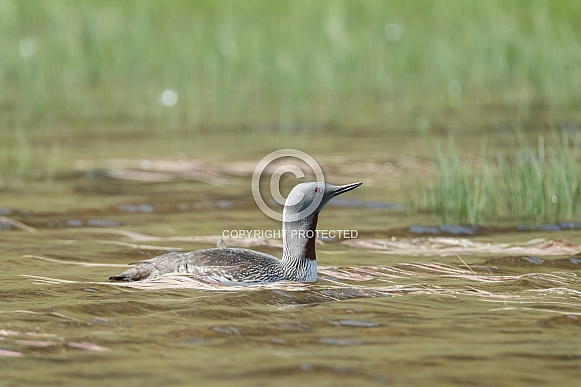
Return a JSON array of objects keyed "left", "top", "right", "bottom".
[
  {"left": 1, "top": 0, "right": 580, "bottom": 223},
  {"left": 3, "top": 0, "right": 580, "bottom": 126}
]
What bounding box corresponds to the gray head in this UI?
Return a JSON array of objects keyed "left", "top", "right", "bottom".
[{"left": 283, "top": 182, "right": 362, "bottom": 222}]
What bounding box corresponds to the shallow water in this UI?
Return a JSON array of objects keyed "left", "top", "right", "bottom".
[{"left": 2, "top": 140, "right": 581, "bottom": 386}]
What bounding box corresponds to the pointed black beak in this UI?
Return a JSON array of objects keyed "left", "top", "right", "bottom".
[{"left": 332, "top": 182, "right": 362, "bottom": 196}]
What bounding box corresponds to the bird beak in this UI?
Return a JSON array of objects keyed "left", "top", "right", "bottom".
[{"left": 332, "top": 182, "right": 362, "bottom": 196}]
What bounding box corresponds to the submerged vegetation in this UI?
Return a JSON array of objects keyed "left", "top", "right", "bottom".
[
  {"left": 2, "top": 3, "right": 581, "bottom": 384},
  {"left": 410, "top": 131, "right": 581, "bottom": 224}
]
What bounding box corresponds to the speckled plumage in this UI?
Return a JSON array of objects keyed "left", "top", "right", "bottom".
[
  {"left": 111, "top": 248, "right": 285, "bottom": 285},
  {"left": 109, "top": 182, "right": 361, "bottom": 285}
]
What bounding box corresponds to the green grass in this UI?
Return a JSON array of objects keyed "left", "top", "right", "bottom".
[
  {"left": 1, "top": 0, "right": 581, "bottom": 215},
  {"left": 1, "top": 0, "right": 580, "bottom": 130},
  {"left": 410, "top": 131, "right": 581, "bottom": 224},
  {"left": 0, "top": 128, "right": 33, "bottom": 189}
]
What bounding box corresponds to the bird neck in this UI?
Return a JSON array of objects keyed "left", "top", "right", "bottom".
[{"left": 280, "top": 213, "right": 319, "bottom": 280}]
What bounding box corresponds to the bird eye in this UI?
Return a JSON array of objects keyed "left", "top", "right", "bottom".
[{"left": 314, "top": 187, "right": 321, "bottom": 193}]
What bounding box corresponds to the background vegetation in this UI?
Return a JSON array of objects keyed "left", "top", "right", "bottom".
[
  {"left": 2, "top": 0, "right": 580, "bottom": 128},
  {"left": 410, "top": 131, "right": 581, "bottom": 224},
  {"left": 1, "top": 0, "right": 580, "bottom": 224}
]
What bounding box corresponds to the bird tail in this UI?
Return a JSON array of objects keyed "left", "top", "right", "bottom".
[{"left": 108, "top": 267, "right": 151, "bottom": 281}]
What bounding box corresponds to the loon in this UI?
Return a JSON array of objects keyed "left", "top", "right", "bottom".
[{"left": 109, "top": 181, "right": 362, "bottom": 285}]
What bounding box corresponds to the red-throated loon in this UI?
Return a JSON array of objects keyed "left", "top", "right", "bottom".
[{"left": 109, "top": 182, "right": 362, "bottom": 285}]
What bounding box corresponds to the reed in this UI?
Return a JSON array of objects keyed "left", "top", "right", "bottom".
[
  {"left": 1, "top": 0, "right": 580, "bottom": 130},
  {"left": 2, "top": 1, "right": 580, "bottom": 189},
  {"left": 409, "top": 131, "right": 581, "bottom": 224}
]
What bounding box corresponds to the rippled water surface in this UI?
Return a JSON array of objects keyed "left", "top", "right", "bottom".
[{"left": 2, "top": 154, "right": 581, "bottom": 386}]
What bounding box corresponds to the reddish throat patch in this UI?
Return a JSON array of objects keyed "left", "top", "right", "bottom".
[{"left": 304, "top": 213, "right": 319, "bottom": 261}]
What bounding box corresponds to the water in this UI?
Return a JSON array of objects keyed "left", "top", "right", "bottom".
[{"left": 1, "top": 139, "right": 581, "bottom": 386}]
